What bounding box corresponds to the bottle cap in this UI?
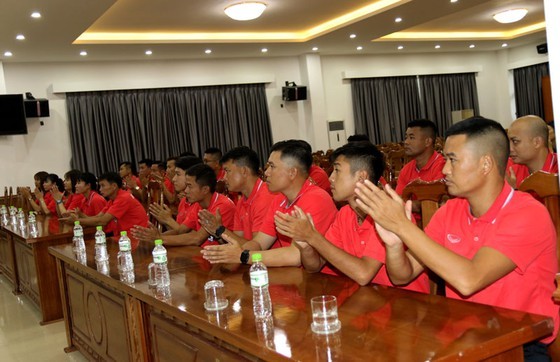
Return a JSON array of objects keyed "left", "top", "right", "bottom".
[
  {"left": 155, "top": 239, "right": 163, "bottom": 246},
  {"left": 18, "top": 208, "right": 22, "bottom": 211},
  {"left": 96, "top": 225, "right": 103, "bottom": 231},
  {"left": 74, "top": 220, "right": 80, "bottom": 225},
  {"left": 120, "top": 231, "right": 127, "bottom": 236},
  {"left": 252, "top": 253, "right": 262, "bottom": 262}
]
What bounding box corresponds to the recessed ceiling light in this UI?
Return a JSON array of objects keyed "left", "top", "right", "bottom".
[
  {"left": 395, "top": 17, "right": 402, "bottom": 23},
  {"left": 493, "top": 8, "right": 528, "bottom": 24},
  {"left": 435, "top": 45, "right": 441, "bottom": 49},
  {"left": 356, "top": 46, "right": 363, "bottom": 51},
  {"left": 16, "top": 34, "right": 25, "bottom": 40},
  {"left": 397, "top": 45, "right": 404, "bottom": 50},
  {"left": 469, "top": 44, "right": 475, "bottom": 48},
  {"left": 80, "top": 51, "right": 87, "bottom": 56},
  {"left": 261, "top": 48, "right": 268, "bottom": 53},
  {"left": 312, "top": 47, "right": 319, "bottom": 51},
  {"left": 31, "top": 12, "right": 41, "bottom": 19},
  {"left": 205, "top": 49, "right": 212, "bottom": 54},
  {"left": 4, "top": 51, "right": 13, "bottom": 57},
  {"left": 502, "top": 43, "right": 508, "bottom": 48},
  {"left": 145, "top": 50, "right": 153, "bottom": 55},
  {"left": 350, "top": 34, "right": 357, "bottom": 39}
]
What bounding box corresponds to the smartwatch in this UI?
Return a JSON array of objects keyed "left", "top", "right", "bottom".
[
  {"left": 215, "top": 225, "right": 226, "bottom": 239},
  {"left": 240, "top": 249, "right": 250, "bottom": 264}
]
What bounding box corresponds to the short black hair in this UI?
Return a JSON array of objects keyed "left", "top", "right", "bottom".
[
  {"left": 156, "top": 161, "right": 166, "bottom": 171},
  {"left": 77, "top": 172, "right": 98, "bottom": 192},
  {"left": 166, "top": 156, "right": 178, "bottom": 163},
  {"left": 64, "top": 169, "right": 82, "bottom": 193},
  {"left": 204, "top": 147, "right": 222, "bottom": 158},
  {"left": 331, "top": 142, "right": 385, "bottom": 184},
  {"left": 186, "top": 164, "right": 217, "bottom": 193},
  {"left": 407, "top": 119, "right": 437, "bottom": 142},
  {"left": 270, "top": 139, "right": 313, "bottom": 176},
  {"left": 179, "top": 151, "right": 197, "bottom": 158},
  {"left": 138, "top": 159, "right": 153, "bottom": 167},
  {"left": 347, "top": 134, "right": 370, "bottom": 143},
  {"left": 34, "top": 171, "right": 49, "bottom": 193},
  {"left": 221, "top": 146, "right": 261, "bottom": 175},
  {"left": 445, "top": 116, "right": 509, "bottom": 177},
  {"left": 98, "top": 172, "right": 123, "bottom": 189},
  {"left": 175, "top": 156, "right": 203, "bottom": 171},
  {"left": 46, "top": 173, "right": 64, "bottom": 193}
]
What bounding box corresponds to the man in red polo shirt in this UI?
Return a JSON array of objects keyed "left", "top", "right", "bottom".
[
  {"left": 355, "top": 117, "right": 558, "bottom": 360},
  {"left": 74, "top": 172, "right": 107, "bottom": 216},
  {"left": 203, "top": 147, "right": 225, "bottom": 180},
  {"left": 396, "top": 119, "right": 445, "bottom": 195},
  {"left": 201, "top": 140, "right": 337, "bottom": 267},
  {"left": 274, "top": 142, "right": 429, "bottom": 292},
  {"left": 507, "top": 115, "right": 558, "bottom": 188},
  {"left": 133, "top": 164, "right": 235, "bottom": 247},
  {"left": 119, "top": 161, "right": 143, "bottom": 200},
  {"left": 150, "top": 160, "right": 176, "bottom": 203},
  {"left": 199, "top": 146, "right": 276, "bottom": 240},
  {"left": 62, "top": 172, "right": 148, "bottom": 248}
]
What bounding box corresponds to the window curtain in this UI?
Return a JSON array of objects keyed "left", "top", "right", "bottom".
[
  {"left": 419, "top": 72, "right": 479, "bottom": 135},
  {"left": 351, "top": 76, "right": 422, "bottom": 144},
  {"left": 513, "top": 62, "right": 549, "bottom": 118},
  {"left": 66, "top": 83, "right": 273, "bottom": 176}
]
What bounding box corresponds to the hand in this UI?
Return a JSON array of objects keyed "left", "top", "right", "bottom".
[
  {"left": 355, "top": 180, "right": 410, "bottom": 234},
  {"left": 51, "top": 185, "right": 63, "bottom": 202},
  {"left": 274, "top": 206, "right": 316, "bottom": 244},
  {"left": 201, "top": 233, "right": 243, "bottom": 264},
  {"left": 198, "top": 209, "right": 222, "bottom": 236},
  {"left": 177, "top": 191, "right": 187, "bottom": 199},
  {"left": 505, "top": 167, "right": 517, "bottom": 189},
  {"left": 59, "top": 212, "right": 78, "bottom": 224},
  {"left": 151, "top": 173, "right": 164, "bottom": 185},
  {"left": 33, "top": 187, "right": 44, "bottom": 200},
  {"left": 374, "top": 201, "right": 413, "bottom": 248},
  {"left": 131, "top": 224, "right": 161, "bottom": 243},
  {"left": 123, "top": 176, "right": 138, "bottom": 190},
  {"left": 20, "top": 187, "right": 32, "bottom": 199},
  {"left": 149, "top": 203, "right": 173, "bottom": 224}
]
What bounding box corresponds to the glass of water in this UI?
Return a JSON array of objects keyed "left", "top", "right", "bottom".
[{"left": 310, "top": 295, "right": 341, "bottom": 334}]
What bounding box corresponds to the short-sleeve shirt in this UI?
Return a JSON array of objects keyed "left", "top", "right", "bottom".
[
  {"left": 122, "top": 175, "right": 142, "bottom": 190},
  {"left": 163, "top": 177, "right": 174, "bottom": 194},
  {"left": 424, "top": 182, "right": 559, "bottom": 344},
  {"left": 176, "top": 197, "right": 194, "bottom": 225},
  {"left": 64, "top": 193, "right": 85, "bottom": 211},
  {"left": 182, "top": 193, "right": 236, "bottom": 246},
  {"left": 233, "top": 179, "right": 275, "bottom": 239},
  {"left": 322, "top": 205, "right": 430, "bottom": 293},
  {"left": 101, "top": 189, "right": 148, "bottom": 247},
  {"left": 396, "top": 151, "right": 445, "bottom": 195},
  {"left": 259, "top": 180, "right": 338, "bottom": 249},
  {"left": 509, "top": 152, "right": 558, "bottom": 188},
  {"left": 309, "top": 165, "right": 331, "bottom": 195},
  {"left": 43, "top": 192, "right": 57, "bottom": 215},
  {"left": 78, "top": 191, "right": 107, "bottom": 216}
]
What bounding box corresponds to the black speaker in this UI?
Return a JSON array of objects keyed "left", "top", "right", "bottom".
[
  {"left": 537, "top": 43, "right": 548, "bottom": 54},
  {"left": 282, "top": 86, "right": 307, "bottom": 101},
  {"left": 24, "top": 99, "right": 50, "bottom": 118}
]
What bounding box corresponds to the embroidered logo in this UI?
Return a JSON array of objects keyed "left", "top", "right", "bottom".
[{"left": 447, "top": 234, "right": 461, "bottom": 244}]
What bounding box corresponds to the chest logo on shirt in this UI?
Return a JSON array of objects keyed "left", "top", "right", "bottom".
[{"left": 447, "top": 234, "right": 461, "bottom": 244}]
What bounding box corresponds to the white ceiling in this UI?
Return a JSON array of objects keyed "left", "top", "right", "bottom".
[{"left": 0, "top": 0, "right": 547, "bottom": 63}]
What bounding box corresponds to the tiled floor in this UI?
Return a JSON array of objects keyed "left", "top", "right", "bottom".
[{"left": 0, "top": 275, "right": 87, "bottom": 361}]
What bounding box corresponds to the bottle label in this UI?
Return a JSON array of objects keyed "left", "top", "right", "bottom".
[
  {"left": 153, "top": 252, "right": 167, "bottom": 264},
  {"left": 74, "top": 229, "right": 83, "bottom": 237},
  {"left": 95, "top": 235, "right": 106, "bottom": 244},
  {"left": 250, "top": 270, "right": 269, "bottom": 287},
  {"left": 119, "top": 240, "right": 131, "bottom": 251}
]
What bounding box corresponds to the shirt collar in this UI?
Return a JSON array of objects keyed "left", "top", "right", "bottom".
[
  {"left": 279, "top": 180, "right": 313, "bottom": 209},
  {"left": 468, "top": 181, "right": 514, "bottom": 224},
  {"left": 415, "top": 150, "right": 441, "bottom": 172}
]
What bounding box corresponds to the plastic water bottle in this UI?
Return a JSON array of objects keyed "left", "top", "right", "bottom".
[
  {"left": 150, "top": 239, "right": 170, "bottom": 298},
  {"left": 117, "top": 231, "right": 135, "bottom": 284},
  {"left": 9, "top": 206, "right": 17, "bottom": 227},
  {"left": 250, "top": 253, "right": 272, "bottom": 319},
  {"left": 28, "top": 211, "right": 38, "bottom": 237},
  {"left": 73, "top": 221, "right": 85, "bottom": 253},
  {"left": 94, "top": 226, "right": 108, "bottom": 262},
  {"left": 1, "top": 205, "right": 8, "bottom": 226},
  {"left": 17, "top": 208, "right": 26, "bottom": 229}
]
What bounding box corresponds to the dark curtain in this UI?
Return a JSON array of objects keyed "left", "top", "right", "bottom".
[
  {"left": 513, "top": 62, "right": 549, "bottom": 118},
  {"left": 66, "top": 83, "right": 273, "bottom": 176},
  {"left": 351, "top": 76, "right": 422, "bottom": 144},
  {"left": 419, "top": 72, "right": 479, "bottom": 136}
]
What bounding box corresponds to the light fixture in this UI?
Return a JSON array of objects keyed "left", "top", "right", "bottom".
[
  {"left": 80, "top": 51, "right": 87, "bottom": 56},
  {"left": 261, "top": 48, "right": 268, "bottom": 53},
  {"left": 493, "top": 8, "right": 528, "bottom": 24},
  {"left": 16, "top": 34, "right": 25, "bottom": 40},
  {"left": 4, "top": 51, "right": 13, "bottom": 57},
  {"left": 31, "top": 12, "right": 41, "bottom": 18},
  {"left": 450, "top": 0, "right": 458, "bottom": 3},
  {"left": 312, "top": 47, "right": 319, "bottom": 51},
  {"left": 469, "top": 44, "right": 475, "bottom": 48},
  {"left": 395, "top": 17, "right": 402, "bottom": 23},
  {"left": 145, "top": 50, "right": 153, "bottom": 55},
  {"left": 224, "top": 2, "right": 266, "bottom": 21},
  {"left": 356, "top": 46, "right": 363, "bottom": 51},
  {"left": 349, "top": 34, "right": 357, "bottom": 39},
  {"left": 397, "top": 45, "right": 404, "bottom": 50},
  {"left": 205, "top": 49, "right": 212, "bottom": 54},
  {"left": 435, "top": 45, "right": 441, "bottom": 49},
  {"left": 502, "top": 43, "right": 508, "bottom": 47}
]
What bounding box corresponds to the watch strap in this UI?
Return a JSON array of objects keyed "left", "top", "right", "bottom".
[
  {"left": 240, "top": 249, "right": 250, "bottom": 264},
  {"left": 215, "top": 225, "right": 226, "bottom": 238}
]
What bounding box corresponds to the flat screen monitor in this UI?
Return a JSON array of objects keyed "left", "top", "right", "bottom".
[{"left": 0, "top": 94, "right": 28, "bottom": 135}]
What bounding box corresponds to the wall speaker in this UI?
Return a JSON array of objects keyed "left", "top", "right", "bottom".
[
  {"left": 282, "top": 86, "right": 307, "bottom": 101},
  {"left": 536, "top": 43, "right": 548, "bottom": 54},
  {"left": 24, "top": 99, "right": 50, "bottom": 118}
]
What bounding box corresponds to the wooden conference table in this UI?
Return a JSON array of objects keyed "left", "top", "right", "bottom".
[
  {"left": 49, "top": 239, "right": 552, "bottom": 361},
  {"left": 0, "top": 215, "right": 94, "bottom": 324}
]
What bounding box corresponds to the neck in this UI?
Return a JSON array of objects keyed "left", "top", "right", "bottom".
[
  {"left": 242, "top": 176, "right": 260, "bottom": 198},
  {"left": 109, "top": 189, "right": 119, "bottom": 201},
  {"left": 467, "top": 178, "right": 504, "bottom": 218},
  {"left": 415, "top": 149, "right": 434, "bottom": 169},
  {"left": 349, "top": 198, "right": 367, "bottom": 223},
  {"left": 83, "top": 190, "right": 91, "bottom": 198},
  {"left": 199, "top": 192, "right": 214, "bottom": 209},
  {"left": 282, "top": 178, "right": 307, "bottom": 204},
  {"left": 527, "top": 149, "right": 549, "bottom": 173}
]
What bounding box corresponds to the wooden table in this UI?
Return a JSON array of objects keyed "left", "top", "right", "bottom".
[
  {"left": 49, "top": 240, "right": 553, "bottom": 361},
  {"left": 0, "top": 216, "right": 93, "bottom": 324}
]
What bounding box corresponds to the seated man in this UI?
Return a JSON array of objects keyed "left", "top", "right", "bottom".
[
  {"left": 508, "top": 115, "right": 558, "bottom": 188},
  {"left": 201, "top": 140, "right": 337, "bottom": 267},
  {"left": 133, "top": 164, "right": 235, "bottom": 247},
  {"left": 199, "top": 146, "right": 276, "bottom": 240},
  {"left": 74, "top": 172, "right": 107, "bottom": 216},
  {"left": 150, "top": 160, "right": 175, "bottom": 203},
  {"left": 355, "top": 116, "right": 558, "bottom": 358},
  {"left": 274, "top": 142, "right": 429, "bottom": 292},
  {"left": 119, "top": 161, "right": 142, "bottom": 200},
  {"left": 203, "top": 147, "right": 225, "bottom": 180},
  {"left": 62, "top": 172, "right": 148, "bottom": 248}
]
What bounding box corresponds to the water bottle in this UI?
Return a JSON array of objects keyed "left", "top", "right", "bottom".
[
  {"left": 1, "top": 205, "right": 9, "bottom": 226},
  {"left": 94, "top": 226, "right": 108, "bottom": 262},
  {"left": 17, "top": 208, "right": 26, "bottom": 229},
  {"left": 148, "top": 239, "right": 170, "bottom": 299},
  {"left": 250, "top": 253, "right": 272, "bottom": 319},
  {"left": 9, "top": 206, "right": 17, "bottom": 227},
  {"left": 73, "top": 221, "right": 85, "bottom": 253},
  {"left": 28, "top": 211, "right": 38, "bottom": 237},
  {"left": 117, "top": 231, "right": 135, "bottom": 284}
]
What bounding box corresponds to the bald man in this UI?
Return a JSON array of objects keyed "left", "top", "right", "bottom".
[{"left": 507, "top": 115, "right": 558, "bottom": 188}]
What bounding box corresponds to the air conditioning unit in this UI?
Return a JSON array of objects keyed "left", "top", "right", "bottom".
[{"left": 327, "top": 121, "right": 346, "bottom": 149}]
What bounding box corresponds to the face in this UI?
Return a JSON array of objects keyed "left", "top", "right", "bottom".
[
  {"left": 403, "top": 127, "right": 429, "bottom": 157},
  {"left": 329, "top": 156, "right": 362, "bottom": 202},
  {"left": 442, "top": 135, "right": 485, "bottom": 198},
  {"left": 264, "top": 151, "right": 293, "bottom": 193},
  {"left": 203, "top": 153, "right": 221, "bottom": 174},
  {"left": 184, "top": 175, "right": 206, "bottom": 203},
  {"left": 119, "top": 164, "right": 130, "bottom": 178},
  {"left": 138, "top": 163, "right": 151, "bottom": 177},
  {"left": 508, "top": 123, "right": 538, "bottom": 165},
  {"left": 172, "top": 167, "right": 188, "bottom": 193},
  {"left": 75, "top": 180, "right": 89, "bottom": 195},
  {"left": 34, "top": 177, "right": 41, "bottom": 188},
  {"left": 43, "top": 179, "right": 53, "bottom": 192},
  {"left": 63, "top": 177, "right": 73, "bottom": 192},
  {"left": 166, "top": 160, "right": 176, "bottom": 178},
  {"left": 222, "top": 160, "right": 245, "bottom": 192},
  {"left": 98, "top": 180, "right": 118, "bottom": 198}
]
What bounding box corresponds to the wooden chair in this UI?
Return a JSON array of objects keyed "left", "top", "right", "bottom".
[
  {"left": 146, "top": 181, "right": 164, "bottom": 231},
  {"left": 387, "top": 149, "right": 409, "bottom": 180}
]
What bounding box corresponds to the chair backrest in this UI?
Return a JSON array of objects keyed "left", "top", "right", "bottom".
[
  {"left": 401, "top": 179, "right": 448, "bottom": 230},
  {"left": 518, "top": 171, "right": 560, "bottom": 270}
]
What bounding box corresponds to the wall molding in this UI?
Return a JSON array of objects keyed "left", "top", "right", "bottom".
[{"left": 342, "top": 65, "right": 482, "bottom": 79}]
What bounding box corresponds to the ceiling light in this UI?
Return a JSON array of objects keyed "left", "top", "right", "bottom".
[
  {"left": 224, "top": 2, "right": 266, "bottom": 21},
  {"left": 4, "top": 51, "right": 13, "bottom": 57},
  {"left": 397, "top": 45, "right": 404, "bottom": 50},
  {"left": 350, "top": 34, "right": 357, "bottom": 39},
  {"left": 145, "top": 50, "right": 153, "bottom": 55},
  {"left": 356, "top": 46, "right": 363, "bottom": 51},
  {"left": 80, "top": 51, "right": 87, "bottom": 56},
  {"left": 502, "top": 43, "right": 508, "bottom": 47},
  {"left": 261, "top": 48, "right": 268, "bottom": 53},
  {"left": 395, "top": 17, "right": 402, "bottom": 23},
  {"left": 16, "top": 34, "right": 25, "bottom": 40},
  {"left": 435, "top": 45, "right": 441, "bottom": 49},
  {"left": 450, "top": 0, "right": 458, "bottom": 3},
  {"left": 205, "top": 49, "right": 212, "bottom": 54},
  {"left": 469, "top": 44, "right": 475, "bottom": 48},
  {"left": 493, "top": 8, "right": 528, "bottom": 24},
  {"left": 312, "top": 47, "right": 319, "bottom": 51},
  {"left": 31, "top": 12, "right": 41, "bottom": 18}
]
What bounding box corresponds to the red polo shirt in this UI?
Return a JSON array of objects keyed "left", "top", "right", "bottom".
[
  {"left": 123, "top": 175, "right": 142, "bottom": 190},
  {"left": 182, "top": 193, "right": 236, "bottom": 246},
  {"left": 78, "top": 191, "right": 107, "bottom": 216},
  {"left": 395, "top": 151, "right": 445, "bottom": 195},
  {"left": 309, "top": 165, "right": 331, "bottom": 195},
  {"left": 260, "top": 180, "right": 337, "bottom": 249},
  {"left": 322, "top": 205, "right": 429, "bottom": 293},
  {"left": 509, "top": 152, "right": 558, "bottom": 188},
  {"left": 176, "top": 197, "right": 194, "bottom": 225},
  {"left": 233, "top": 179, "right": 275, "bottom": 239},
  {"left": 43, "top": 192, "right": 57, "bottom": 215},
  {"left": 163, "top": 177, "right": 174, "bottom": 194},
  {"left": 64, "top": 193, "right": 85, "bottom": 211},
  {"left": 101, "top": 189, "right": 148, "bottom": 248},
  {"left": 425, "top": 182, "right": 559, "bottom": 344}
]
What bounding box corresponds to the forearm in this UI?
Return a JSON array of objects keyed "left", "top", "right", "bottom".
[
  {"left": 28, "top": 199, "right": 41, "bottom": 212},
  {"left": 56, "top": 203, "right": 68, "bottom": 217},
  {"left": 384, "top": 242, "right": 417, "bottom": 285},
  {"left": 298, "top": 242, "right": 325, "bottom": 273},
  {"left": 162, "top": 230, "right": 209, "bottom": 246},
  {"left": 77, "top": 215, "right": 107, "bottom": 227},
  {"left": 38, "top": 199, "right": 51, "bottom": 215},
  {"left": 257, "top": 245, "right": 301, "bottom": 267}
]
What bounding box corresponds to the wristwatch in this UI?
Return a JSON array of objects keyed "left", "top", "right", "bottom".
[
  {"left": 240, "top": 250, "right": 250, "bottom": 264},
  {"left": 215, "top": 225, "right": 226, "bottom": 239},
  {"left": 56, "top": 199, "right": 63, "bottom": 205}
]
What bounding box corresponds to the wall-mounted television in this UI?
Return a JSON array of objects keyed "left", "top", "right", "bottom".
[{"left": 0, "top": 94, "right": 28, "bottom": 135}]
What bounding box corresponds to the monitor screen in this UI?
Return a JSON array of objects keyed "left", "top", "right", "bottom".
[{"left": 0, "top": 94, "right": 28, "bottom": 135}]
